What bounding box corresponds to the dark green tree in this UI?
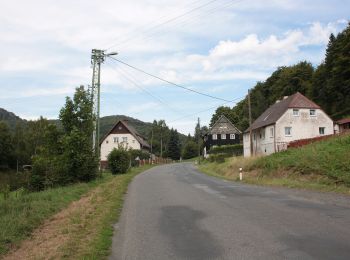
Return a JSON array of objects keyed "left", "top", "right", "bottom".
[
  {"left": 0, "top": 122, "right": 14, "bottom": 169},
  {"left": 182, "top": 141, "right": 198, "bottom": 159},
  {"left": 166, "top": 128, "right": 181, "bottom": 160}
]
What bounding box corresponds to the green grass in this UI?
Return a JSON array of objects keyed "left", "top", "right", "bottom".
[
  {"left": 1, "top": 165, "right": 154, "bottom": 259},
  {"left": 77, "top": 165, "right": 153, "bottom": 259},
  {"left": 0, "top": 173, "right": 112, "bottom": 256},
  {"left": 249, "top": 134, "right": 350, "bottom": 185},
  {"left": 198, "top": 134, "right": 350, "bottom": 194}
]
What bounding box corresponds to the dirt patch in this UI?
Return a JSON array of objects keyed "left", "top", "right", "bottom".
[{"left": 3, "top": 187, "right": 103, "bottom": 260}]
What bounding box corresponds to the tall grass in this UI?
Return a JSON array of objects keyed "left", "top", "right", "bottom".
[
  {"left": 0, "top": 173, "right": 112, "bottom": 256},
  {"left": 250, "top": 134, "right": 350, "bottom": 185}
]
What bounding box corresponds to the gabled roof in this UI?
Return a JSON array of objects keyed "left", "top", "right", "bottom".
[
  {"left": 337, "top": 118, "right": 350, "bottom": 124},
  {"left": 210, "top": 115, "right": 242, "bottom": 134},
  {"left": 100, "top": 120, "right": 150, "bottom": 148},
  {"left": 245, "top": 92, "right": 322, "bottom": 132}
]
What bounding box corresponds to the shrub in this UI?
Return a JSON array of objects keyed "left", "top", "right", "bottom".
[
  {"left": 209, "top": 144, "right": 243, "bottom": 156},
  {"left": 208, "top": 154, "right": 226, "bottom": 163},
  {"left": 182, "top": 141, "right": 198, "bottom": 159},
  {"left": 129, "top": 149, "right": 150, "bottom": 167},
  {"left": 107, "top": 148, "right": 130, "bottom": 174}
]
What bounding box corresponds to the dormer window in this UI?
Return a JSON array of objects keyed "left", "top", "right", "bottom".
[
  {"left": 310, "top": 109, "right": 316, "bottom": 116},
  {"left": 293, "top": 109, "right": 299, "bottom": 116}
]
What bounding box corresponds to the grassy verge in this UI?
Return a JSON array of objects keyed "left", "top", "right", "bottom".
[
  {"left": 198, "top": 134, "right": 350, "bottom": 195},
  {"left": 0, "top": 174, "right": 111, "bottom": 256},
  {"left": 2, "top": 165, "right": 153, "bottom": 259}
]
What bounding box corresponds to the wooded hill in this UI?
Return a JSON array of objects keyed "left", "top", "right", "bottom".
[{"left": 211, "top": 23, "right": 350, "bottom": 131}]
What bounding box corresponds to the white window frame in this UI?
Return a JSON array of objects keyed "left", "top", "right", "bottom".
[
  {"left": 270, "top": 128, "right": 274, "bottom": 138},
  {"left": 310, "top": 109, "right": 316, "bottom": 117},
  {"left": 230, "top": 134, "right": 235, "bottom": 140},
  {"left": 285, "top": 127, "right": 292, "bottom": 136},
  {"left": 122, "top": 137, "right": 127, "bottom": 143},
  {"left": 212, "top": 134, "right": 217, "bottom": 140},
  {"left": 319, "top": 127, "right": 325, "bottom": 135},
  {"left": 221, "top": 134, "right": 226, "bottom": 140},
  {"left": 293, "top": 109, "right": 299, "bottom": 116},
  {"left": 113, "top": 137, "right": 119, "bottom": 143}
]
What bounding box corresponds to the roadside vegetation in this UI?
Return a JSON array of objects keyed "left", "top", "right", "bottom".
[
  {"left": 1, "top": 165, "right": 153, "bottom": 259},
  {"left": 199, "top": 134, "right": 350, "bottom": 194}
]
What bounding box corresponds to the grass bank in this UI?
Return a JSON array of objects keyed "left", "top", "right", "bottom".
[
  {"left": 1, "top": 165, "right": 153, "bottom": 259},
  {"left": 199, "top": 134, "right": 350, "bottom": 194}
]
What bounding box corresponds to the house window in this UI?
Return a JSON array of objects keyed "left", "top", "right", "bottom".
[
  {"left": 319, "top": 127, "right": 325, "bottom": 135},
  {"left": 212, "top": 134, "right": 217, "bottom": 140},
  {"left": 132, "top": 139, "right": 135, "bottom": 143},
  {"left": 122, "top": 137, "right": 127, "bottom": 143},
  {"left": 270, "top": 128, "right": 274, "bottom": 138},
  {"left": 230, "top": 134, "right": 235, "bottom": 139},
  {"left": 293, "top": 109, "right": 299, "bottom": 116},
  {"left": 285, "top": 127, "right": 292, "bottom": 136},
  {"left": 310, "top": 109, "right": 316, "bottom": 116},
  {"left": 113, "top": 137, "right": 119, "bottom": 143},
  {"left": 221, "top": 134, "right": 226, "bottom": 139}
]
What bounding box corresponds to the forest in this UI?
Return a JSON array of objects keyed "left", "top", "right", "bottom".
[{"left": 210, "top": 24, "right": 350, "bottom": 131}]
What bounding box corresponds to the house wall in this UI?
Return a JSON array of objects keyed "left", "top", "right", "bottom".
[
  {"left": 275, "top": 108, "right": 333, "bottom": 143},
  {"left": 100, "top": 133, "right": 141, "bottom": 161},
  {"left": 243, "top": 124, "right": 275, "bottom": 157},
  {"left": 205, "top": 133, "right": 240, "bottom": 151}
]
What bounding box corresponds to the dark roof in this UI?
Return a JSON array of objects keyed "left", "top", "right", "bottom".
[
  {"left": 209, "top": 115, "right": 242, "bottom": 134},
  {"left": 337, "top": 118, "right": 350, "bottom": 124},
  {"left": 100, "top": 120, "right": 150, "bottom": 148},
  {"left": 245, "top": 92, "right": 321, "bottom": 132}
]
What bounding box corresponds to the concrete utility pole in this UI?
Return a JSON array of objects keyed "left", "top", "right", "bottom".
[
  {"left": 248, "top": 89, "right": 253, "bottom": 156},
  {"left": 91, "top": 49, "right": 117, "bottom": 157}
]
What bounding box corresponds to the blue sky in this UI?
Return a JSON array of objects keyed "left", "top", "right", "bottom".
[{"left": 0, "top": 0, "right": 349, "bottom": 134}]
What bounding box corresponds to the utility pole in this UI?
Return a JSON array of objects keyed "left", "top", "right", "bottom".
[
  {"left": 150, "top": 128, "right": 153, "bottom": 154},
  {"left": 90, "top": 49, "right": 118, "bottom": 158},
  {"left": 248, "top": 89, "right": 253, "bottom": 156},
  {"left": 197, "top": 117, "right": 201, "bottom": 165}
]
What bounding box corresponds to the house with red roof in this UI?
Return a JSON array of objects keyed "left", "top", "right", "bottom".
[
  {"left": 100, "top": 120, "right": 150, "bottom": 168},
  {"left": 243, "top": 92, "right": 334, "bottom": 157},
  {"left": 335, "top": 118, "right": 350, "bottom": 133}
]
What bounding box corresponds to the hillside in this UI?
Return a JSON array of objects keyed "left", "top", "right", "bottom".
[
  {"left": 199, "top": 133, "right": 350, "bottom": 193},
  {"left": 0, "top": 108, "right": 26, "bottom": 130}
]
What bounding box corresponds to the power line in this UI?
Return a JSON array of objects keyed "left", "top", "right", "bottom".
[
  {"left": 106, "top": 0, "right": 223, "bottom": 50},
  {"left": 105, "top": 61, "right": 183, "bottom": 114},
  {"left": 168, "top": 97, "right": 243, "bottom": 123},
  {"left": 115, "top": 0, "right": 244, "bottom": 51},
  {"left": 108, "top": 56, "right": 236, "bottom": 103}
]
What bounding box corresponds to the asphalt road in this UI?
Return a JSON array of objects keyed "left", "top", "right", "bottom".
[{"left": 110, "top": 163, "right": 350, "bottom": 260}]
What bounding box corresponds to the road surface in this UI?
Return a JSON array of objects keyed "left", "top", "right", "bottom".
[{"left": 110, "top": 163, "right": 350, "bottom": 260}]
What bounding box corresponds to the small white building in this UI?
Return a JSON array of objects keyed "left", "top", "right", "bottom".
[
  {"left": 243, "top": 92, "right": 334, "bottom": 157},
  {"left": 100, "top": 120, "right": 150, "bottom": 168}
]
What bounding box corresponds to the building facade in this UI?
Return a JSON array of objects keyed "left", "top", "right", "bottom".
[
  {"left": 100, "top": 120, "right": 150, "bottom": 168},
  {"left": 203, "top": 115, "right": 241, "bottom": 155},
  {"left": 243, "top": 92, "right": 334, "bottom": 157}
]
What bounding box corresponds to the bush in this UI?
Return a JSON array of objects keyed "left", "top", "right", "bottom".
[
  {"left": 209, "top": 144, "right": 243, "bottom": 156},
  {"left": 129, "top": 149, "right": 150, "bottom": 167},
  {"left": 107, "top": 148, "right": 130, "bottom": 174},
  {"left": 208, "top": 154, "right": 226, "bottom": 163},
  {"left": 182, "top": 141, "right": 198, "bottom": 159}
]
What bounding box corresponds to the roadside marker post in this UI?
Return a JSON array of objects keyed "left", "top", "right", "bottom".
[{"left": 239, "top": 168, "right": 243, "bottom": 181}]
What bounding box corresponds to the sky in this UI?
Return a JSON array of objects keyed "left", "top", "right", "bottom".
[{"left": 0, "top": 0, "right": 349, "bottom": 135}]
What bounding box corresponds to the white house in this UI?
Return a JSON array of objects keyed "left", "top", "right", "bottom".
[
  {"left": 243, "top": 92, "right": 334, "bottom": 157},
  {"left": 100, "top": 120, "right": 150, "bottom": 168}
]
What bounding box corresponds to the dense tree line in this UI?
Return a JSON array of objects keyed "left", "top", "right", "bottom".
[
  {"left": 210, "top": 24, "right": 350, "bottom": 131},
  {"left": 0, "top": 86, "right": 99, "bottom": 191}
]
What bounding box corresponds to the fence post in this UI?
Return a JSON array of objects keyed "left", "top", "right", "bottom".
[{"left": 239, "top": 168, "right": 243, "bottom": 181}]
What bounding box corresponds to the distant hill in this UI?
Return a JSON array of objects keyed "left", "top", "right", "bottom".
[
  {"left": 0, "top": 108, "right": 26, "bottom": 130},
  {"left": 0, "top": 108, "right": 187, "bottom": 144}
]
